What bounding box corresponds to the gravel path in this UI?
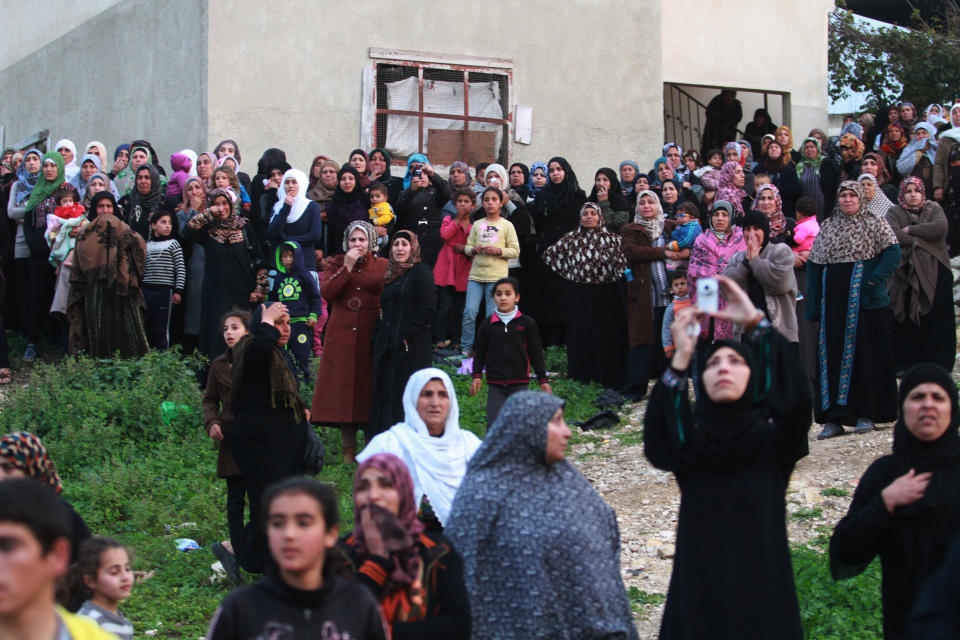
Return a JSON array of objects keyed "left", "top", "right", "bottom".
[{"left": 571, "top": 397, "right": 895, "bottom": 639}]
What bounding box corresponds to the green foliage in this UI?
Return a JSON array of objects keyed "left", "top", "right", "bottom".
[
  {"left": 793, "top": 547, "right": 883, "bottom": 639},
  {"left": 627, "top": 586, "right": 666, "bottom": 612},
  {"left": 791, "top": 506, "right": 825, "bottom": 521},
  {"left": 821, "top": 487, "right": 850, "bottom": 497},
  {"left": 829, "top": 5, "right": 960, "bottom": 110},
  {"left": 544, "top": 345, "right": 568, "bottom": 376}
]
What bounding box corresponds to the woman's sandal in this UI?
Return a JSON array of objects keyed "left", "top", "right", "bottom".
[{"left": 0, "top": 369, "right": 12, "bottom": 385}]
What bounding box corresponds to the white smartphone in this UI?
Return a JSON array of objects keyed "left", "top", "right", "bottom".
[{"left": 696, "top": 278, "right": 719, "bottom": 314}]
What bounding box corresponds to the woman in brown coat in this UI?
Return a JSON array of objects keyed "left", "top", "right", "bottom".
[
  {"left": 204, "top": 308, "right": 251, "bottom": 585},
  {"left": 311, "top": 221, "right": 388, "bottom": 463},
  {"left": 620, "top": 190, "right": 678, "bottom": 401}
]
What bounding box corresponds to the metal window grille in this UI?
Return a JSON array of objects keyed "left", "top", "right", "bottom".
[{"left": 373, "top": 60, "right": 511, "bottom": 167}]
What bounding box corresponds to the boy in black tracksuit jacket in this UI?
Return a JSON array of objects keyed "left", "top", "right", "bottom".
[
  {"left": 470, "top": 277, "right": 551, "bottom": 426},
  {"left": 270, "top": 240, "right": 321, "bottom": 382}
]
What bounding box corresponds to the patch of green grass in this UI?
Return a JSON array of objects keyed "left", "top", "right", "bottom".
[
  {"left": 613, "top": 430, "right": 644, "bottom": 447},
  {"left": 627, "top": 586, "right": 666, "bottom": 612},
  {"left": 792, "top": 546, "right": 882, "bottom": 639},
  {"left": 821, "top": 487, "right": 850, "bottom": 497},
  {"left": 791, "top": 506, "right": 824, "bottom": 521}
]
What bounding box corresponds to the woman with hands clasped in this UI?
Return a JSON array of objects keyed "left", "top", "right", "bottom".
[
  {"left": 644, "top": 276, "right": 812, "bottom": 640},
  {"left": 831, "top": 363, "right": 960, "bottom": 640}
]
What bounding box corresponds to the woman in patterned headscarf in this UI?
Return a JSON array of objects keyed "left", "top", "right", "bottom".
[
  {"left": 541, "top": 202, "right": 627, "bottom": 389},
  {"left": 0, "top": 431, "right": 91, "bottom": 563},
  {"left": 806, "top": 181, "right": 900, "bottom": 439},
  {"left": 885, "top": 177, "right": 955, "bottom": 373},
  {"left": 446, "top": 391, "right": 638, "bottom": 640},
  {"left": 311, "top": 220, "right": 388, "bottom": 463},
  {"left": 619, "top": 191, "right": 680, "bottom": 401}
]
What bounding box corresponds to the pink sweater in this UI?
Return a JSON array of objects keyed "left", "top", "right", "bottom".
[
  {"left": 688, "top": 226, "right": 746, "bottom": 340},
  {"left": 792, "top": 217, "right": 820, "bottom": 254},
  {"left": 433, "top": 216, "right": 472, "bottom": 291}
]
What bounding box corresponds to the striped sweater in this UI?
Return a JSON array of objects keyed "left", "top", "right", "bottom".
[{"left": 143, "top": 237, "right": 186, "bottom": 293}]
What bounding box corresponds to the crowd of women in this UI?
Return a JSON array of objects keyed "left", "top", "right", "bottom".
[{"left": 2, "top": 99, "right": 960, "bottom": 638}]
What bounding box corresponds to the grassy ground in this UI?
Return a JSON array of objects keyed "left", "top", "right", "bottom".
[{"left": 0, "top": 346, "right": 881, "bottom": 638}]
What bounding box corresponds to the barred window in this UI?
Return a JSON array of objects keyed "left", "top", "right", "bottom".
[{"left": 368, "top": 50, "right": 512, "bottom": 168}]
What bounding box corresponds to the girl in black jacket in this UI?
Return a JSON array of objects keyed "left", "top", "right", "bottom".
[{"left": 208, "top": 477, "right": 387, "bottom": 640}]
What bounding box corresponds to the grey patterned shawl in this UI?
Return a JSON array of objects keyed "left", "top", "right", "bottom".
[{"left": 445, "top": 392, "right": 639, "bottom": 640}]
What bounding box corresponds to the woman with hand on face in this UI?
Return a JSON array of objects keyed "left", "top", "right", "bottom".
[
  {"left": 226, "top": 301, "right": 308, "bottom": 574},
  {"left": 885, "top": 177, "right": 955, "bottom": 373},
  {"left": 311, "top": 221, "right": 388, "bottom": 463},
  {"left": 644, "top": 277, "right": 812, "bottom": 640},
  {"left": 587, "top": 168, "right": 630, "bottom": 232},
  {"left": 367, "top": 148, "right": 404, "bottom": 206},
  {"left": 831, "top": 364, "right": 960, "bottom": 640},
  {"left": 186, "top": 188, "right": 268, "bottom": 357},
  {"left": 447, "top": 391, "right": 639, "bottom": 640},
  {"left": 332, "top": 453, "right": 470, "bottom": 640},
  {"left": 368, "top": 232, "right": 437, "bottom": 437},
  {"left": 806, "top": 181, "right": 900, "bottom": 439}
]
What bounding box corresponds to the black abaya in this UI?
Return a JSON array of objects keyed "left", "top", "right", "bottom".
[
  {"left": 892, "top": 262, "right": 956, "bottom": 373},
  {"left": 229, "top": 322, "right": 306, "bottom": 573},
  {"left": 531, "top": 196, "right": 585, "bottom": 346},
  {"left": 368, "top": 263, "right": 437, "bottom": 437},
  {"left": 188, "top": 225, "right": 265, "bottom": 358},
  {"left": 815, "top": 261, "right": 898, "bottom": 426},
  {"left": 563, "top": 280, "right": 627, "bottom": 389},
  {"left": 644, "top": 326, "right": 812, "bottom": 640}
]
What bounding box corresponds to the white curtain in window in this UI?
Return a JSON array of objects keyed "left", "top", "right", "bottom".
[{"left": 384, "top": 76, "right": 503, "bottom": 158}]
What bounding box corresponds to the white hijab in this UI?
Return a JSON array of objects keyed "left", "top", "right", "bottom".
[
  {"left": 54, "top": 138, "right": 79, "bottom": 180},
  {"left": 179, "top": 149, "right": 199, "bottom": 177},
  {"left": 271, "top": 168, "right": 310, "bottom": 224},
  {"left": 357, "top": 368, "right": 482, "bottom": 525}
]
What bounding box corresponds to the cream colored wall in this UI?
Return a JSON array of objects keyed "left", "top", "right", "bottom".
[
  {"left": 661, "top": 0, "right": 832, "bottom": 151},
  {"left": 0, "top": 0, "right": 124, "bottom": 71},
  {"left": 0, "top": 0, "right": 207, "bottom": 169},
  {"left": 207, "top": 0, "right": 663, "bottom": 181}
]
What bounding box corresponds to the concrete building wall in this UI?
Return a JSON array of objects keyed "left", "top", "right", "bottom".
[
  {"left": 661, "top": 0, "right": 833, "bottom": 152},
  {"left": 0, "top": 0, "right": 124, "bottom": 71},
  {"left": 207, "top": 0, "right": 663, "bottom": 180},
  {"left": 0, "top": 0, "right": 206, "bottom": 168}
]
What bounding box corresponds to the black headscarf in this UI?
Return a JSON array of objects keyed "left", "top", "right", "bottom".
[
  {"left": 739, "top": 210, "right": 772, "bottom": 316},
  {"left": 587, "top": 167, "right": 629, "bottom": 212},
  {"left": 692, "top": 340, "right": 771, "bottom": 468},
  {"left": 332, "top": 166, "right": 368, "bottom": 205},
  {"left": 369, "top": 147, "right": 394, "bottom": 181},
  {"left": 508, "top": 162, "right": 530, "bottom": 200},
  {"left": 893, "top": 364, "right": 960, "bottom": 470},
  {"left": 538, "top": 156, "right": 585, "bottom": 211},
  {"left": 256, "top": 148, "right": 287, "bottom": 178},
  {"left": 128, "top": 164, "right": 163, "bottom": 214}
]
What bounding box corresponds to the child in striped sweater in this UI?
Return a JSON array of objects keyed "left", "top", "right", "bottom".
[{"left": 143, "top": 211, "right": 186, "bottom": 349}]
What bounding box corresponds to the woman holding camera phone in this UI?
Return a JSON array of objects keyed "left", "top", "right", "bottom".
[
  {"left": 396, "top": 155, "right": 449, "bottom": 268},
  {"left": 644, "top": 276, "right": 812, "bottom": 640}
]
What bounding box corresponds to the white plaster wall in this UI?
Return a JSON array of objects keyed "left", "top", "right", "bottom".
[
  {"left": 0, "top": 0, "right": 124, "bottom": 71},
  {"left": 207, "top": 0, "right": 663, "bottom": 181},
  {"left": 0, "top": 0, "right": 207, "bottom": 170},
  {"left": 661, "top": 0, "right": 832, "bottom": 152}
]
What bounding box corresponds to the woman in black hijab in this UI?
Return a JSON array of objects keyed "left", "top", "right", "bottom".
[
  {"left": 530, "top": 157, "right": 586, "bottom": 346},
  {"left": 324, "top": 166, "right": 369, "bottom": 257},
  {"left": 644, "top": 276, "right": 812, "bottom": 640},
  {"left": 228, "top": 301, "right": 307, "bottom": 574},
  {"left": 118, "top": 163, "right": 166, "bottom": 240},
  {"left": 586, "top": 167, "right": 630, "bottom": 233},
  {"left": 831, "top": 362, "right": 960, "bottom": 640}
]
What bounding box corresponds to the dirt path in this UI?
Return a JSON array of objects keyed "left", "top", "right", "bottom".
[{"left": 571, "top": 398, "right": 895, "bottom": 639}]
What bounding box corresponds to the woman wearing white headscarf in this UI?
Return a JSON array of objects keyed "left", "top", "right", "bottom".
[
  {"left": 932, "top": 103, "right": 960, "bottom": 254},
  {"left": 266, "top": 168, "right": 325, "bottom": 274},
  {"left": 896, "top": 122, "right": 938, "bottom": 198},
  {"left": 357, "top": 367, "right": 481, "bottom": 529},
  {"left": 857, "top": 173, "right": 895, "bottom": 219},
  {"left": 54, "top": 139, "right": 80, "bottom": 181}
]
